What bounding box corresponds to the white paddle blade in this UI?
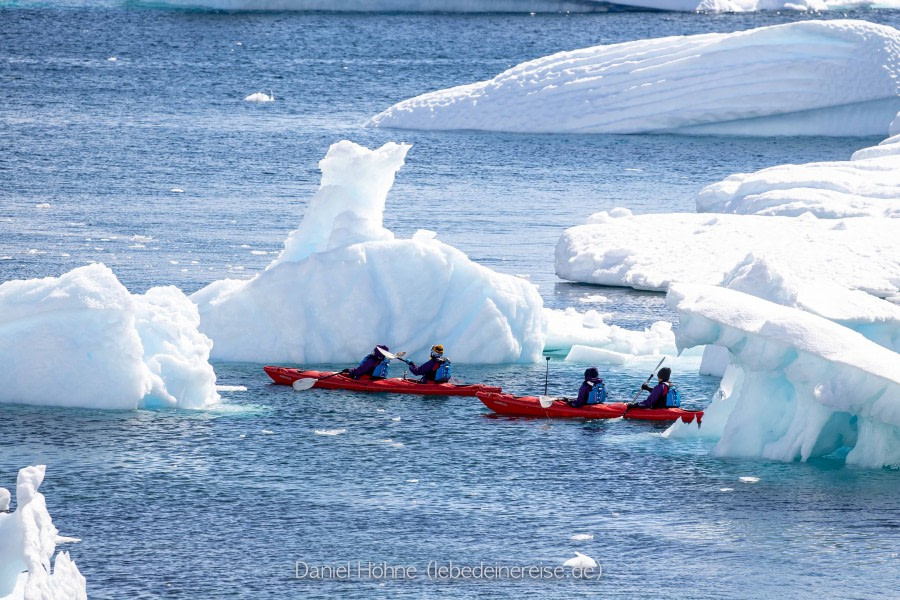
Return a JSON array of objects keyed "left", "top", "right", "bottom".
[
  {"left": 292, "top": 378, "right": 318, "bottom": 391},
  {"left": 539, "top": 396, "right": 556, "bottom": 408}
]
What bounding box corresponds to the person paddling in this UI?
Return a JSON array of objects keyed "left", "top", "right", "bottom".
[
  {"left": 569, "top": 367, "right": 607, "bottom": 408},
  {"left": 344, "top": 345, "right": 393, "bottom": 380},
  {"left": 406, "top": 344, "right": 452, "bottom": 384},
  {"left": 631, "top": 367, "right": 677, "bottom": 409}
]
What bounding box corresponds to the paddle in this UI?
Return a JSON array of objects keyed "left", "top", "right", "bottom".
[
  {"left": 292, "top": 347, "right": 408, "bottom": 391},
  {"left": 539, "top": 356, "right": 555, "bottom": 408},
  {"left": 629, "top": 356, "right": 667, "bottom": 403}
]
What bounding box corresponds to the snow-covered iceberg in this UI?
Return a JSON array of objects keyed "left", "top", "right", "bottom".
[
  {"left": 544, "top": 307, "right": 682, "bottom": 359},
  {"left": 665, "top": 283, "right": 900, "bottom": 469},
  {"left": 698, "top": 115, "right": 900, "bottom": 218},
  {"left": 0, "top": 466, "right": 86, "bottom": 600},
  {"left": 192, "top": 140, "right": 545, "bottom": 364},
  {"left": 370, "top": 20, "right": 900, "bottom": 137},
  {"left": 0, "top": 264, "right": 219, "bottom": 410},
  {"left": 554, "top": 208, "right": 900, "bottom": 298},
  {"left": 134, "top": 0, "right": 869, "bottom": 12}
]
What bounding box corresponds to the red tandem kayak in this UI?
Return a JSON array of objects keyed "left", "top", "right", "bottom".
[
  {"left": 264, "top": 366, "right": 502, "bottom": 397},
  {"left": 476, "top": 392, "right": 702, "bottom": 424}
]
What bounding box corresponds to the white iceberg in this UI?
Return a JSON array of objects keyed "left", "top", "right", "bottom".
[
  {"left": 0, "top": 466, "right": 87, "bottom": 600},
  {"left": 244, "top": 92, "right": 274, "bottom": 103},
  {"left": 192, "top": 140, "right": 545, "bottom": 364},
  {"left": 370, "top": 20, "right": 900, "bottom": 137},
  {"left": 666, "top": 283, "right": 900, "bottom": 469},
  {"left": 698, "top": 115, "right": 900, "bottom": 218},
  {"left": 554, "top": 208, "right": 900, "bottom": 298},
  {"left": 0, "top": 264, "right": 219, "bottom": 410}
]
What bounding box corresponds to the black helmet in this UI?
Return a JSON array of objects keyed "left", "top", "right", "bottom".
[
  {"left": 658, "top": 367, "right": 671, "bottom": 382},
  {"left": 584, "top": 367, "right": 599, "bottom": 380}
]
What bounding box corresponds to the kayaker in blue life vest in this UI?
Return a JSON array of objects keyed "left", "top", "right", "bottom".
[
  {"left": 343, "top": 345, "right": 392, "bottom": 380},
  {"left": 570, "top": 367, "right": 607, "bottom": 408},
  {"left": 406, "top": 344, "right": 452, "bottom": 384},
  {"left": 633, "top": 367, "right": 673, "bottom": 409}
]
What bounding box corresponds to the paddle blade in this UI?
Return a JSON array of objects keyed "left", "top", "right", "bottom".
[
  {"left": 292, "top": 378, "right": 317, "bottom": 391},
  {"left": 538, "top": 396, "right": 556, "bottom": 408}
]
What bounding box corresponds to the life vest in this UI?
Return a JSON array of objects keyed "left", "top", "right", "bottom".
[
  {"left": 665, "top": 383, "right": 681, "bottom": 408},
  {"left": 358, "top": 355, "right": 390, "bottom": 378},
  {"left": 434, "top": 359, "right": 451, "bottom": 383},
  {"left": 587, "top": 380, "right": 607, "bottom": 405}
]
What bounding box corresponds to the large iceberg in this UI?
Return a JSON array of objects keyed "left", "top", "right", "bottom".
[
  {"left": 192, "top": 141, "right": 545, "bottom": 364},
  {"left": 698, "top": 116, "right": 900, "bottom": 218},
  {"left": 370, "top": 20, "right": 900, "bottom": 136},
  {"left": 135, "top": 0, "right": 881, "bottom": 12},
  {"left": 0, "top": 264, "right": 219, "bottom": 410},
  {"left": 0, "top": 466, "right": 86, "bottom": 600},
  {"left": 554, "top": 208, "right": 900, "bottom": 298},
  {"left": 665, "top": 283, "right": 900, "bottom": 469}
]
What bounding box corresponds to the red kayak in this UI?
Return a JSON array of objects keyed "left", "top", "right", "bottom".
[
  {"left": 264, "top": 366, "right": 502, "bottom": 397},
  {"left": 476, "top": 392, "right": 702, "bottom": 425}
]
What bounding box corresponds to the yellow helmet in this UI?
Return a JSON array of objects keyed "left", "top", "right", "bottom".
[{"left": 430, "top": 344, "right": 444, "bottom": 357}]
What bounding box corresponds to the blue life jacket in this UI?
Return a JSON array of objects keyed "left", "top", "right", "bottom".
[
  {"left": 665, "top": 384, "right": 681, "bottom": 408},
  {"left": 358, "top": 355, "right": 390, "bottom": 378},
  {"left": 434, "top": 359, "right": 451, "bottom": 382},
  {"left": 586, "top": 381, "right": 607, "bottom": 405}
]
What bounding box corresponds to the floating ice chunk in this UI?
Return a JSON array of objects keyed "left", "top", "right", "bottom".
[
  {"left": 391, "top": 417, "right": 401, "bottom": 422},
  {"left": 193, "top": 141, "right": 544, "bottom": 364},
  {"left": 578, "top": 294, "right": 608, "bottom": 304},
  {"left": 405, "top": 479, "right": 419, "bottom": 483},
  {"left": 739, "top": 476, "right": 760, "bottom": 483},
  {"left": 570, "top": 533, "right": 594, "bottom": 541},
  {"left": 563, "top": 552, "right": 598, "bottom": 569},
  {"left": 555, "top": 211, "right": 900, "bottom": 298},
  {"left": 35, "top": 203, "right": 50, "bottom": 209},
  {"left": 0, "top": 264, "right": 218, "bottom": 410},
  {"left": 544, "top": 307, "right": 677, "bottom": 355},
  {"left": 170, "top": 188, "right": 184, "bottom": 193},
  {"left": 719, "top": 488, "right": 734, "bottom": 492},
  {"left": 699, "top": 124, "right": 900, "bottom": 218},
  {"left": 315, "top": 428, "right": 347, "bottom": 436},
  {"left": 216, "top": 385, "right": 247, "bottom": 392},
  {"left": 0, "top": 466, "right": 87, "bottom": 600},
  {"left": 370, "top": 20, "right": 900, "bottom": 137},
  {"left": 244, "top": 92, "right": 274, "bottom": 103},
  {"left": 262, "top": 429, "right": 274, "bottom": 435},
  {"left": 666, "top": 283, "right": 900, "bottom": 468}
]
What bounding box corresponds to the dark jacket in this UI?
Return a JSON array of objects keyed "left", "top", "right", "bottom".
[
  {"left": 348, "top": 354, "right": 387, "bottom": 379},
  {"left": 408, "top": 357, "right": 449, "bottom": 383},
  {"left": 572, "top": 378, "right": 603, "bottom": 408},
  {"left": 637, "top": 382, "right": 669, "bottom": 409}
]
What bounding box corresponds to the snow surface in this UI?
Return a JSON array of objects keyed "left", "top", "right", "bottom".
[
  {"left": 0, "top": 264, "right": 219, "bottom": 410},
  {"left": 143, "top": 0, "right": 900, "bottom": 13},
  {"left": 698, "top": 119, "right": 900, "bottom": 218},
  {"left": 0, "top": 466, "right": 86, "bottom": 600},
  {"left": 370, "top": 20, "right": 900, "bottom": 136},
  {"left": 554, "top": 208, "right": 900, "bottom": 298},
  {"left": 192, "top": 141, "right": 545, "bottom": 364},
  {"left": 665, "top": 284, "right": 900, "bottom": 469}
]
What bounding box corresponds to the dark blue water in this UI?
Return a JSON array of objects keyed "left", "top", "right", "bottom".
[{"left": 2, "top": 5, "right": 900, "bottom": 599}]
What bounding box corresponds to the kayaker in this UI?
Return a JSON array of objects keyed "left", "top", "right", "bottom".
[
  {"left": 406, "top": 344, "right": 452, "bottom": 384},
  {"left": 343, "top": 345, "right": 392, "bottom": 380},
  {"left": 632, "top": 367, "right": 673, "bottom": 409},
  {"left": 570, "top": 367, "right": 606, "bottom": 408}
]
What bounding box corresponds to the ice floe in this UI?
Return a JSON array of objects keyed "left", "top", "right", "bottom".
[
  {"left": 244, "top": 92, "right": 274, "bottom": 103},
  {"left": 554, "top": 208, "right": 900, "bottom": 299},
  {"left": 0, "top": 264, "right": 219, "bottom": 410},
  {"left": 192, "top": 140, "right": 545, "bottom": 364},
  {"left": 370, "top": 20, "right": 900, "bottom": 136},
  {"left": 698, "top": 117, "right": 900, "bottom": 218},
  {"left": 562, "top": 552, "right": 598, "bottom": 569},
  {"left": 0, "top": 466, "right": 87, "bottom": 600},
  {"left": 665, "top": 283, "right": 900, "bottom": 469}
]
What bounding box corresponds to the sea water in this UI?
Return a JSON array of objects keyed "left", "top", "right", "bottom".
[{"left": 1, "top": 5, "right": 899, "bottom": 598}]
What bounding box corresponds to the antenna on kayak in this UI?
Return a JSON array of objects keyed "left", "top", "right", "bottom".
[{"left": 544, "top": 356, "right": 551, "bottom": 396}]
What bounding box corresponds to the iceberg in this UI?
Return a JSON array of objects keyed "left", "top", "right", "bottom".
[
  {"left": 0, "top": 264, "right": 219, "bottom": 410},
  {"left": 370, "top": 20, "right": 900, "bottom": 136},
  {"left": 0, "top": 466, "right": 87, "bottom": 600},
  {"left": 192, "top": 141, "right": 545, "bottom": 364},
  {"left": 665, "top": 283, "right": 900, "bottom": 469},
  {"left": 698, "top": 114, "right": 900, "bottom": 218},
  {"left": 554, "top": 208, "right": 900, "bottom": 298}
]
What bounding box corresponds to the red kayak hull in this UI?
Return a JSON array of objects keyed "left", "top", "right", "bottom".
[
  {"left": 264, "top": 366, "right": 502, "bottom": 397},
  {"left": 476, "top": 392, "right": 702, "bottom": 424}
]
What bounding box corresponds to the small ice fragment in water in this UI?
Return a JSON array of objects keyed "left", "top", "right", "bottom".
[
  {"left": 377, "top": 409, "right": 385, "bottom": 413},
  {"left": 563, "top": 552, "right": 598, "bottom": 569},
  {"left": 216, "top": 385, "right": 248, "bottom": 392},
  {"left": 720, "top": 488, "right": 735, "bottom": 492},
  {"left": 739, "top": 477, "right": 759, "bottom": 483},
  {"left": 611, "top": 512, "right": 620, "bottom": 517},
  {"left": 262, "top": 429, "right": 274, "bottom": 435},
  {"left": 625, "top": 168, "right": 643, "bottom": 172},
  {"left": 315, "top": 428, "right": 347, "bottom": 436},
  {"left": 107, "top": 57, "right": 117, "bottom": 61},
  {"left": 250, "top": 250, "right": 267, "bottom": 255},
  {"left": 571, "top": 534, "right": 594, "bottom": 541},
  {"left": 578, "top": 294, "right": 609, "bottom": 304},
  {"left": 35, "top": 203, "right": 50, "bottom": 209},
  {"left": 391, "top": 417, "right": 401, "bottom": 422},
  {"left": 170, "top": 188, "right": 184, "bottom": 193},
  {"left": 55, "top": 535, "right": 81, "bottom": 544},
  {"left": 406, "top": 479, "right": 419, "bottom": 483},
  {"left": 245, "top": 92, "right": 274, "bottom": 103}
]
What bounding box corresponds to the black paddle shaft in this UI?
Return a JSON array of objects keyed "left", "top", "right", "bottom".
[{"left": 544, "top": 356, "right": 550, "bottom": 396}]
